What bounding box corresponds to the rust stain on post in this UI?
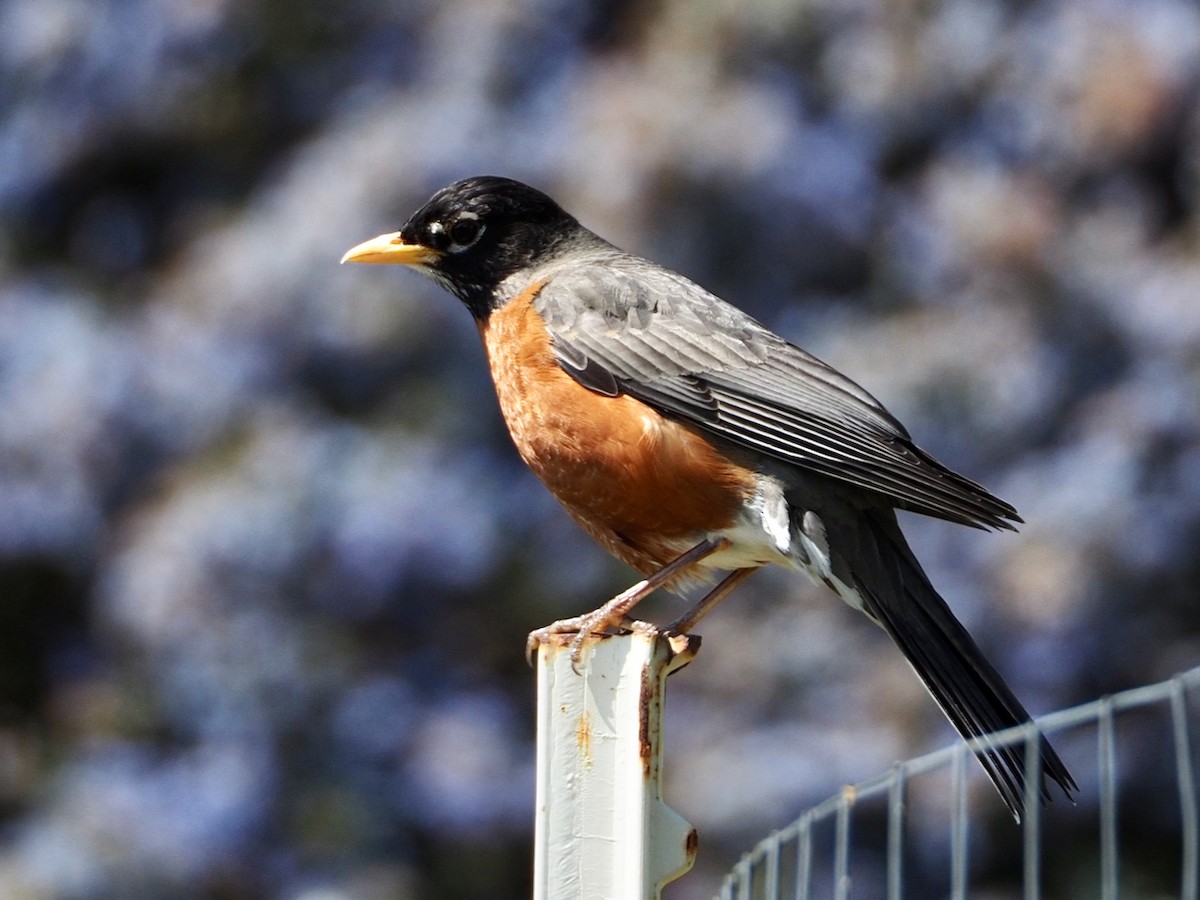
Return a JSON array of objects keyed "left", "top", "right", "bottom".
[
  {"left": 639, "top": 662, "right": 655, "bottom": 779},
  {"left": 576, "top": 709, "right": 593, "bottom": 768}
]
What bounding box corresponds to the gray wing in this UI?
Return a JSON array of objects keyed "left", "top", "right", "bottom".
[{"left": 535, "top": 259, "right": 1020, "bottom": 531}]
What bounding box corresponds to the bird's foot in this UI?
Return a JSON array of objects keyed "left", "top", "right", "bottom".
[
  {"left": 526, "top": 602, "right": 659, "bottom": 669},
  {"left": 525, "top": 538, "right": 732, "bottom": 668}
]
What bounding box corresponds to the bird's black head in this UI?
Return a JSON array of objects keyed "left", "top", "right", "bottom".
[{"left": 342, "top": 176, "right": 591, "bottom": 319}]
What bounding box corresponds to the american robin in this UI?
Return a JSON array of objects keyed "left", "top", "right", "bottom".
[{"left": 342, "top": 175, "right": 1076, "bottom": 818}]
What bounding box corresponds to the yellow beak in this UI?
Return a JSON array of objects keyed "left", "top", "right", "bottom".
[{"left": 340, "top": 232, "right": 439, "bottom": 266}]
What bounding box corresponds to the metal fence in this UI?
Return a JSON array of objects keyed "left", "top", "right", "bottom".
[{"left": 715, "top": 666, "right": 1200, "bottom": 900}]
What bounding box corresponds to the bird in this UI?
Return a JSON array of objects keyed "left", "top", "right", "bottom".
[{"left": 341, "top": 175, "right": 1077, "bottom": 819}]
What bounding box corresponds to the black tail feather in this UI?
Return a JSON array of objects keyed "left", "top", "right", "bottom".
[{"left": 844, "top": 511, "right": 1077, "bottom": 820}]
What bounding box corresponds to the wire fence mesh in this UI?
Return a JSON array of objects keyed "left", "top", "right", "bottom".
[{"left": 715, "top": 666, "right": 1200, "bottom": 900}]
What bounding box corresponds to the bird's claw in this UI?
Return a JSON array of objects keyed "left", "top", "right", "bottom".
[{"left": 525, "top": 614, "right": 659, "bottom": 670}]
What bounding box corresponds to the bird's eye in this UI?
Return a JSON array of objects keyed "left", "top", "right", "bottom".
[{"left": 448, "top": 216, "right": 483, "bottom": 248}]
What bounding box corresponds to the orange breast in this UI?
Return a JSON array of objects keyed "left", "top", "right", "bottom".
[{"left": 478, "top": 281, "right": 757, "bottom": 575}]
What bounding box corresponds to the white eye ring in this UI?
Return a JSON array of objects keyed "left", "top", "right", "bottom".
[{"left": 447, "top": 213, "right": 484, "bottom": 250}]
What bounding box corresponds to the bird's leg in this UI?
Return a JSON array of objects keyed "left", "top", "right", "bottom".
[
  {"left": 526, "top": 537, "right": 730, "bottom": 665},
  {"left": 665, "top": 566, "right": 758, "bottom": 634}
]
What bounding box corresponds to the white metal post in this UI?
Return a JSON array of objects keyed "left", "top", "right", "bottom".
[{"left": 533, "top": 631, "right": 700, "bottom": 899}]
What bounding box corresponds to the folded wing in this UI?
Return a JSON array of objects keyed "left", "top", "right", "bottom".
[{"left": 535, "top": 260, "right": 1020, "bottom": 531}]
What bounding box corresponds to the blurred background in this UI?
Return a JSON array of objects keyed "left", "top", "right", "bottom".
[{"left": 1, "top": 0, "right": 1199, "bottom": 896}]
